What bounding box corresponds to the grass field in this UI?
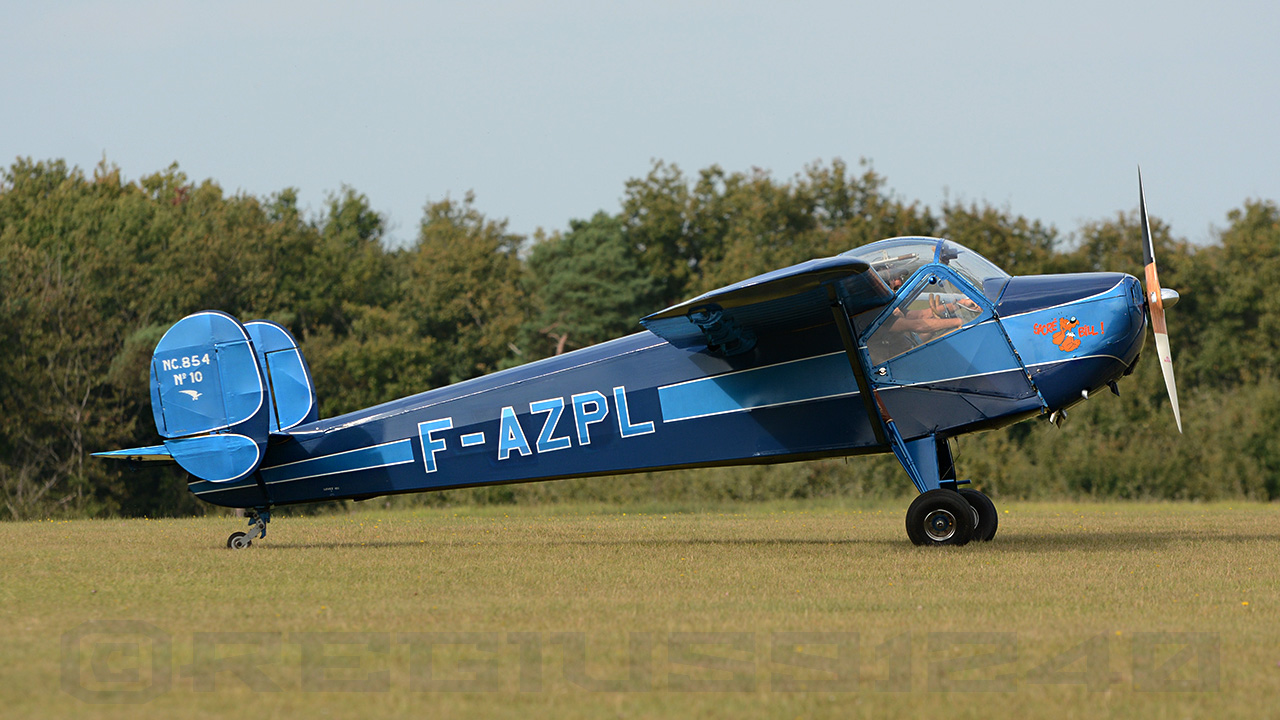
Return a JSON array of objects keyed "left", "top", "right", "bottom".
[{"left": 3, "top": 500, "right": 1278, "bottom": 719}]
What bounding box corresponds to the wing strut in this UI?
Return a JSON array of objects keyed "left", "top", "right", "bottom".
[
  {"left": 827, "top": 287, "right": 888, "bottom": 447},
  {"left": 827, "top": 288, "right": 955, "bottom": 494}
]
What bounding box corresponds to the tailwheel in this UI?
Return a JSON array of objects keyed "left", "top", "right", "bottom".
[
  {"left": 905, "top": 489, "right": 974, "bottom": 546},
  {"left": 958, "top": 488, "right": 998, "bottom": 542},
  {"left": 226, "top": 507, "right": 271, "bottom": 550}
]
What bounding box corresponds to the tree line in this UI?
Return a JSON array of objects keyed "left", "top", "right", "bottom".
[{"left": 2, "top": 157, "right": 1277, "bottom": 519}]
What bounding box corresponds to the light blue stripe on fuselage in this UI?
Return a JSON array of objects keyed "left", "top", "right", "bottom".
[
  {"left": 259, "top": 439, "right": 415, "bottom": 485},
  {"left": 658, "top": 352, "right": 858, "bottom": 422}
]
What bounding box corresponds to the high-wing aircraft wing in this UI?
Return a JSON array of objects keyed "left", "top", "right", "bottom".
[{"left": 639, "top": 256, "right": 893, "bottom": 355}]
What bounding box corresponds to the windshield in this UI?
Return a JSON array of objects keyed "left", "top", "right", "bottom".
[
  {"left": 843, "top": 237, "right": 1009, "bottom": 294},
  {"left": 937, "top": 240, "right": 1009, "bottom": 290}
]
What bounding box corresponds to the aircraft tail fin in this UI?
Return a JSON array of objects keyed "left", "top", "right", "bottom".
[
  {"left": 96, "top": 311, "right": 321, "bottom": 484},
  {"left": 148, "top": 311, "right": 271, "bottom": 482}
]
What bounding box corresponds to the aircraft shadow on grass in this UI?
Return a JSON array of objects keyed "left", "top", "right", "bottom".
[{"left": 244, "top": 528, "right": 1277, "bottom": 554}]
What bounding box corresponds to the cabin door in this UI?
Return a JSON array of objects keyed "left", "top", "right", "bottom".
[{"left": 859, "top": 266, "right": 1041, "bottom": 435}]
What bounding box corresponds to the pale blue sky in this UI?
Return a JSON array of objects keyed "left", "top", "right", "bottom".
[{"left": 4, "top": 1, "right": 1277, "bottom": 247}]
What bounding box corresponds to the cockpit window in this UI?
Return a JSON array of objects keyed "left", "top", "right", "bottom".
[
  {"left": 866, "top": 275, "right": 985, "bottom": 365},
  {"left": 842, "top": 238, "right": 940, "bottom": 292},
  {"left": 843, "top": 237, "right": 1009, "bottom": 298}
]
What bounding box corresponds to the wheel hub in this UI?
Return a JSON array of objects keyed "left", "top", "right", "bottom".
[{"left": 923, "top": 509, "right": 956, "bottom": 542}]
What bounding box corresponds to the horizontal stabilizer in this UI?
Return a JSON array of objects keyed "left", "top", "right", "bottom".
[
  {"left": 640, "top": 256, "right": 893, "bottom": 355},
  {"left": 164, "top": 434, "right": 263, "bottom": 483},
  {"left": 91, "top": 445, "right": 175, "bottom": 463}
]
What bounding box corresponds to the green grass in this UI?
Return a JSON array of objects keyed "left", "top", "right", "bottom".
[{"left": 3, "top": 500, "right": 1278, "bottom": 718}]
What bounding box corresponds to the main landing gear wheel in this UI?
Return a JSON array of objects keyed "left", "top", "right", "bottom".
[
  {"left": 958, "top": 488, "right": 998, "bottom": 542},
  {"left": 227, "top": 531, "right": 252, "bottom": 549},
  {"left": 905, "top": 489, "right": 974, "bottom": 546}
]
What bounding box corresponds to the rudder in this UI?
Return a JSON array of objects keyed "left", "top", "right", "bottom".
[{"left": 245, "top": 320, "right": 319, "bottom": 433}]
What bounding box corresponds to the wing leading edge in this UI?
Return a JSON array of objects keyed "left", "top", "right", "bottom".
[{"left": 639, "top": 256, "right": 893, "bottom": 355}]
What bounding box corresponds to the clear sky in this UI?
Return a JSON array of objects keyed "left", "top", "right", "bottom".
[{"left": 4, "top": 1, "right": 1277, "bottom": 247}]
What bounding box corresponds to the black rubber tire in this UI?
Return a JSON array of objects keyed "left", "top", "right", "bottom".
[
  {"left": 227, "top": 531, "right": 252, "bottom": 549},
  {"left": 905, "top": 489, "right": 974, "bottom": 546},
  {"left": 958, "top": 488, "right": 998, "bottom": 542}
]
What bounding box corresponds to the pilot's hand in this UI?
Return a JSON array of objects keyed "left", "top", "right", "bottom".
[{"left": 929, "top": 294, "right": 958, "bottom": 319}]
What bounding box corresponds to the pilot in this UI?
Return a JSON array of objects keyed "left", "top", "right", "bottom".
[
  {"left": 884, "top": 269, "right": 910, "bottom": 292},
  {"left": 878, "top": 293, "right": 980, "bottom": 353}
]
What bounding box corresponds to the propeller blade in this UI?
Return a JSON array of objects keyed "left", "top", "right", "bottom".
[{"left": 1138, "top": 168, "right": 1182, "bottom": 433}]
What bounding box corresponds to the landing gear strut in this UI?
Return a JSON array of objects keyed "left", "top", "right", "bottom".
[{"left": 226, "top": 507, "right": 271, "bottom": 549}]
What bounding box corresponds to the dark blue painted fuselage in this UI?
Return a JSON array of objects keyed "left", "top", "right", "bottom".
[{"left": 188, "top": 239, "right": 1148, "bottom": 509}]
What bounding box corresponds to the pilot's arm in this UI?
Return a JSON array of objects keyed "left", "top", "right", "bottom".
[{"left": 887, "top": 308, "right": 963, "bottom": 334}]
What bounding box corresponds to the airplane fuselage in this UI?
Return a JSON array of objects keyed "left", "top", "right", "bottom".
[{"left": 189, "top": 266, "right": 1147, "bottom": 510}]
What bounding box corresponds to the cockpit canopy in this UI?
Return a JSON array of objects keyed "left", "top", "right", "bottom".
[{"left": 841, "top": 237, "right": 1009, "bottom": 301}]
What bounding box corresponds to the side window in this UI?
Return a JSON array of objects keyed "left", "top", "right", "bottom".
[{"left": 866, "top": 276, "right": 984, "bottom": 365}]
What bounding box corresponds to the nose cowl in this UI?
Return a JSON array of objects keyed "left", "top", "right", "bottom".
[
  {"left": 995, "top": 273, "right": 1146, "bottom": 411},
  {"left": 994, "top": 273, "right": 1131, "bottom": 317}
]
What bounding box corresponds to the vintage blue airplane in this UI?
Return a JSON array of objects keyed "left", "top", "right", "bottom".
[{"left": 96, "top": 173, "right": 1181, "bottom": 548}]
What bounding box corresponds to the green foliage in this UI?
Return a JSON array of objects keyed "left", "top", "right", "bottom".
[
  {"left": 403, "top": 193, "right": 529, "bottom": 384},
  {"left": 1186, "top": 201, "right": 1280, "bottom": 385},
  {"left": 522, "top": 212, "right": 663, "bottom": 357},
  {"left": 303, "top": 305, "right": 439, "bottom": 417},
  {"left": 619, "top": 159, "right": 937, "bottom": 302},
  {"left": 940, "top": 202, "right": 1061, "bottom": 275},
  {"left": 1, "top": 155, "right": 1277, "bottom": 519},
  {"left": 0, "top": 159, "right": 417, "bottom": 518}
]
